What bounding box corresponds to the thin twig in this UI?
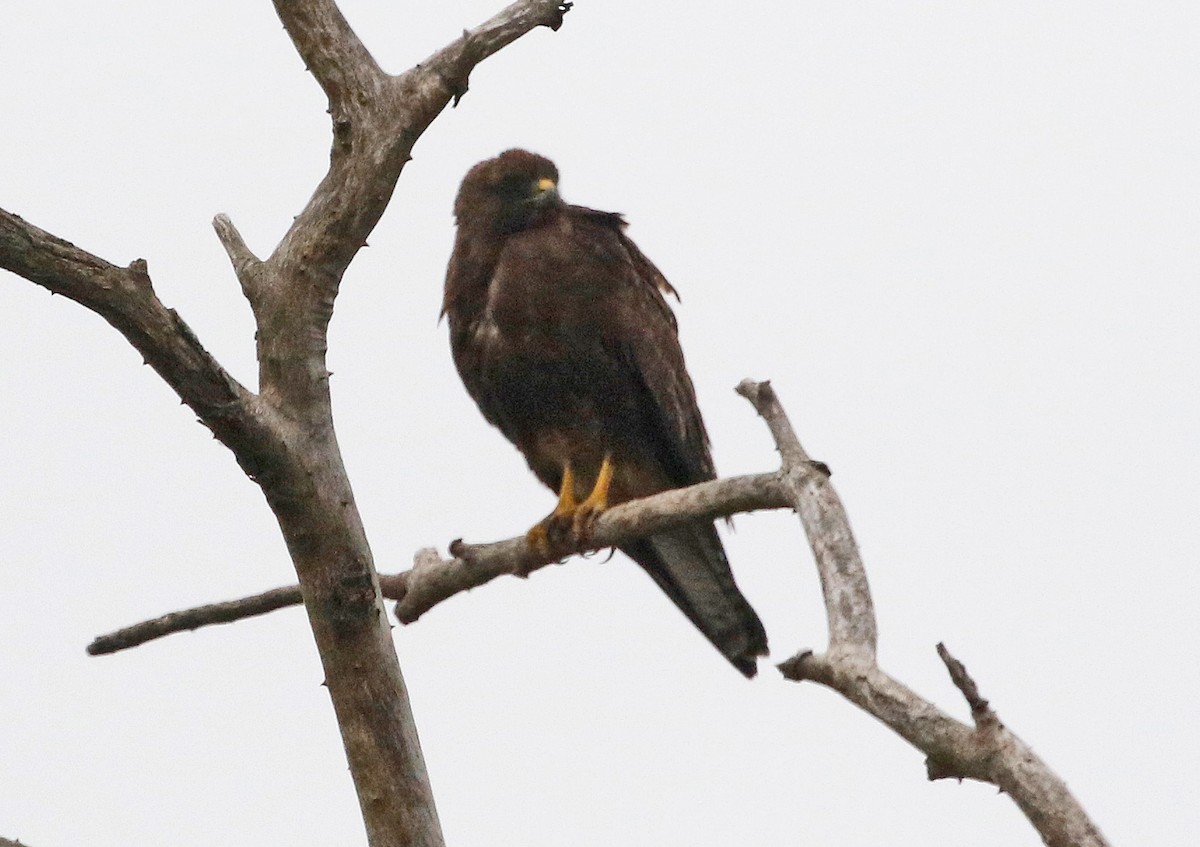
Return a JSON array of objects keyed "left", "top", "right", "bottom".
[
  {"left": 88, "top": 585, "right": 304, "bottom": 656},
  {"left": 937, "top": 641, "right": 999, "bottom": 730},
  {"left": 400, "top": 1, "right": 573, "bottom": 112},
  {"left": 212, "top": 214, "right": 264, "bottom": 305}
]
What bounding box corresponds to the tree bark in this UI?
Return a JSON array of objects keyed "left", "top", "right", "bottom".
[
  {"left": 0, "top": 1, "right": 572, "bottom": 845},
  {"left": 741, "top": 380, "right": 1109, "bottom": 847},
  {"left": 3, "top": 2, "right": 1112, "bottom": 843},
  {"left": 80, "top": 377, "right": 1111, "bottom": 847}
]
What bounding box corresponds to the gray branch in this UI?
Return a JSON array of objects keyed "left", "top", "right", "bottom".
[
  {"left": 83, "top": 370, "right": 1110, "bottom": 845},
  {"left": 6, "top": 0, "right": 1107, "bottom": 842},
  {"left": 1, "top": 2, "right": 572, "bottom": 846},
  {"left": 735, "top": 379, "right": 877, "bottom": 655},
  {"left": 747, "top": 380, "right": 1109, "bottom": 847},
  {"left": 88, "top": 583, "right": 306, "bottom": 656},
  {"left": 87, "top": 470, "right": 791, "bottom": 655}
]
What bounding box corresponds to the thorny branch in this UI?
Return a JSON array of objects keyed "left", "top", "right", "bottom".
[{"left": 2, "top": 3, "right": 575, "bottom": 847}]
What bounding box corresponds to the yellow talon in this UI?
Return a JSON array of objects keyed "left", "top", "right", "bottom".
[
  {"left": 526, "top": 463, "right": 579, "bottom": 557},
  {"left": 526, "top": 456, "right": 615, "bottom": 558},
  {"left": 551, "top": 463, "right": 578, "bottom": 518},
  {"left": 573, "top": 454, "right": 613, "bottom": 539}
]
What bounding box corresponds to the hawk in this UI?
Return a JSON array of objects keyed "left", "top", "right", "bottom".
[{"left": 442, "top": 149, "right": 767, "bottom": 676}]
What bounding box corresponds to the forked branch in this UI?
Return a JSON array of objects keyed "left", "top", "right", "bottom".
[
  {"left": 748, "top": 380, "right": 1109, "bottom": 847},
  {"left": 2, "top": 3, "right": 575, "bottom": 847},
  {"left": 88, "top": 470, "right": 791, "bottom": 655},
  {"left": 83, "top": 371, "right": 1109, "bottom": 845},
  {"left": 5, "top": 0, "right": 1106, "bottom": 840}
]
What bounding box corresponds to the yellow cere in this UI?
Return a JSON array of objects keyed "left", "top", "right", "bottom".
[{"left": 536, "top": 177, "right": 557, "bottom": 192}]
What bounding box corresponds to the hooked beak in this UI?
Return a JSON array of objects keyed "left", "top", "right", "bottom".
[{"left": 528, "top": 177, "right": 561, "bottom": 209}]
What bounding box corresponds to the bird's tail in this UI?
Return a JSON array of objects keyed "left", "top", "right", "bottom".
[{"left": 623, "top": 523, "right": 768, "bottom": 677}]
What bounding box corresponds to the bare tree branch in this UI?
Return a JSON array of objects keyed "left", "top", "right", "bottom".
[
  {"left": 7, "top": 0, "right": 1107, "bottom": 841},
  {"left": 398, "top": 0, "right": 573, "bottom": 114},
  {"left": 936, "top": 640, "right": 999, "bottom": 729},
  {"left": 87, "top": 470, "right": 791, "bottom": 655},
  {"left": 394, "top": 470, "right": 789, "bottom": 622},
  {"left": 0, "top": 209, "right": 286, "bottom": 483},
  {"left": 274, "top": 0, "right": 385, "bottom": 103},
  {"left": 781, "top": 649, "right": 1108, "bottom": 847},
  {"left": 212, "top": 213, "right": 264, "bottom": 304},
  {"left": 0, "top": 211, "right": 244, "bottom": 411},
  {"left": 2, "top": 2, "right": 573, "bottom": 846},
  {"left": 76, "top": 364, "right": 1108, "bottom": 844},
  {"left": 735, "top": 379, "right": 877, "bottom": 654},
  {"left": 88, "top": 584, "right": 305, "bottom": 656},
  {"left": 754, "top": 378, "right": 1110, "bottom": 847}
]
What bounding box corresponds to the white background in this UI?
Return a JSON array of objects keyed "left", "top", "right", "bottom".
[{"left": 2, "top": 2, "right": 1197, "bottom": 845}]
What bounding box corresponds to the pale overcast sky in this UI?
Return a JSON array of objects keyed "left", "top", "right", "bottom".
[{"left": 3, "top": 2, "right": 1197, "bottom": 845}]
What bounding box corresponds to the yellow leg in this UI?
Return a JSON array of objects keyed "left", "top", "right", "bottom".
[
  {"left": 552, "top": 463, "right": 578, "bottom": 518},
  {"left": 572, "top": 453, "right": 614, "bottom": 539},
  {"left": 526, "top": 463, "right": 578, "bottom": 556}
]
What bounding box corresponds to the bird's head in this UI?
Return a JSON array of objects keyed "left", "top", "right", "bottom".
[{"left": 454, "top": 149, "right": 562, "bottom": 234}]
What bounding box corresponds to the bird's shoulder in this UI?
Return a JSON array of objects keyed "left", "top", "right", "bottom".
[
  {"left": 499, "top": 205, "right": 679, "bottom": 307},
  {"left": 497, "top": 204, "right": 624, "bottom": 265}
]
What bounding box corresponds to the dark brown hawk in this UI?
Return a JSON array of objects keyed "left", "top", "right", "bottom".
[{"left": 442, "top": 149, "right": 768, "bottom": 676}]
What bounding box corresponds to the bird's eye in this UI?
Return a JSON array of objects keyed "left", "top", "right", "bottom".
[{"left": 494, "top": 174, "right": 533, "bottom": 200}]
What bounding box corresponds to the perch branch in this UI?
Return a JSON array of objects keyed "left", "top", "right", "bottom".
[
  {"left": 76, "top": 364, "right": 1109, "bottom": 844},
  {"left": 88, "top": 471, "right": 792, "bottom": 655},
  {"left": 395, "top": 471, "right": 787, "bottom": 622}
]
